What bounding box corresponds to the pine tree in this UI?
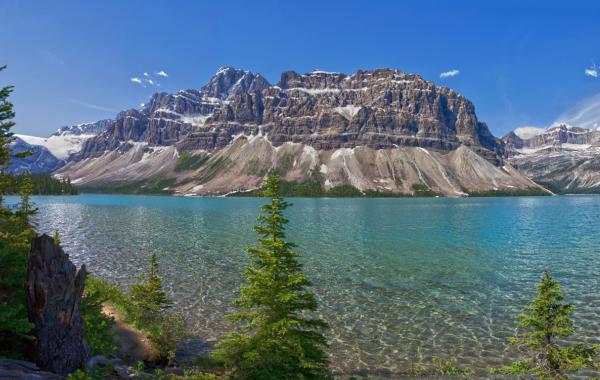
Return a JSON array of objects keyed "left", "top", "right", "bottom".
[
  {"left": 0, "top": 65, "right": 34, "bottom": 357},
  {"left": 508, "top": 272, "right": 597, "bottom": 379},
  {"left": 16, "top": 172, "right": 37, "bottom": 232},
  {"left": 214, "top": 174, "right": 330, "bottom": 380},
  {"left": 130, "top": 253, "right": 172, "bottom": 322}
]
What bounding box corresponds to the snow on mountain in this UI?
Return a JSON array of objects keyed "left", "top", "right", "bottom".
[
  {"left": 513, "top": 126, "right": 546, "bottom": 139},
  {"left": 15, "top": 134, "right": 95, "bottom": 160}
]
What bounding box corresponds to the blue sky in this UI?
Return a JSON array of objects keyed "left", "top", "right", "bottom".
[{"left": 2, "top": 0, "right": 600, "bottom": 136}]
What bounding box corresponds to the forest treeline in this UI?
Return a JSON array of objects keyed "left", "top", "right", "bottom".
[{"left": 4, "top": 173, "right": 78, "bottom": 195}]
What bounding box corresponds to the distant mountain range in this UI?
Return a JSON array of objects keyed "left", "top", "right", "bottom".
[
  {"left": 16, "top": 66, "right": 599, "bottom": 196},
  {"left": 503, "top": 124, "right": 600, "bottom": 193}
]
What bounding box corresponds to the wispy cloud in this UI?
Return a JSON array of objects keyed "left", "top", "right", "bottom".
[
  {"left": 156, "top": 70, "right": 168, "bottom": 77},
  {"left": 39, "top": 50, "right": 65, "bottom": 66},
  {"left": 145, "top": 79, "right": 154, "bottom": 85},
  {"left": 585, "top": 64, "right": 598, "bottom": 78},
  {"left": 440, "top": 69, "right": 460, "bottom": 78},
  {"left": 68, "top": 98, "right": 117, "bottom": 113},
  {"left": 131, "top": 77, "right": 143, "bottom": 84},
  {"left": 555, "top": 92, "right": 600, "bottom": 130}
]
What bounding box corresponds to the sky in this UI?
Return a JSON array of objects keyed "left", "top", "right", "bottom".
[{"left": 1, "top": 0, "right": 600, "bottom": 137}]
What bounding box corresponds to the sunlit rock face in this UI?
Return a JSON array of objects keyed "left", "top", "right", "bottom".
[
  {"left": 504, "top": 124, "right": 600, "bottom": 193},
  {"left": 56, "top": 67, "right": 546, "bottom": 196}
]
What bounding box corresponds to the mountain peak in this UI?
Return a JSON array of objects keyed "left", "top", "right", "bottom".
[{"left": 202, "top": 67, "right": 270, "bottom": 99}]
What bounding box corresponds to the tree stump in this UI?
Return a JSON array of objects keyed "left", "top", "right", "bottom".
[{"left": 26, "top": 234, "right": 89, "bottom": 375}]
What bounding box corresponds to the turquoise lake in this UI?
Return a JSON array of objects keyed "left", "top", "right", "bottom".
[{"left": 15, "top": 194, "right": 600, "bottom": 376}]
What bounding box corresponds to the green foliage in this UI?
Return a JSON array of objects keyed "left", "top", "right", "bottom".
[
  {"left": 214, "top": 174, "right": 330, "bottom": 379},
  {"left": 0, "top": 65, "right": 35, "bottom": 358},
  {"left": 411, "top": 183, "right": 439, "bottom": 197},
  {"left": 53, "top": 230, "right": 61, "bottom": 245},
  {"left": 130, "top": 254, "right": 172, "bottom": 321},
  {"left": 501, "top": 272, "right": 598, "bottom": 379},
  {"left": 65, "top": 364, "right": 114, "bottom": 380},
  {"left": 81, "top": 275, "right": 117, "bottom": 356},
  {"left": 175, "top": 152, "right": 210, "bottom": 172},
  {"left": 78, "top": 175, "right": 175, "bottom": 195},
  {"left": 86, "top": 258, "right": 187, "bottom": 366},
  {"left": 468, "top": 186, "right": 550, "bottom": 197},
  {"left": 431, "top": 356, "right": 473, "bottom": 376},
  {"left": 4, "top": 173, "right": 79, "bottom": 195}
]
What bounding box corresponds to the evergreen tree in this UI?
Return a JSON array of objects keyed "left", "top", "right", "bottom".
[
  {"left": 0, "top": 65, "right": 33, "bottom": 357},
  {"left": 214, "top": 174, "right": 330, "bottom": 380},
  {"left": 130, "top": 253, "right": 172, "bottom": 321},
  {"left": 16, "top": 172, "right": 37, "bottom": 232},
  {"left": 508, "top": 272, "right": 597, "bottom": 379}
]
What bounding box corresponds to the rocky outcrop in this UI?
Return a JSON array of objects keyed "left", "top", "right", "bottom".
[
  {"left": 0, "top": 359, "right": 63, "bottom": 380},
  {"left": 27, "top": 235, "right": 88, "bottom": 376},
  {"left": 53, "top": 119, "right": 113, "bottom": 137}
]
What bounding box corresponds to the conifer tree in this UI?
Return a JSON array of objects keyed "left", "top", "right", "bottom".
[
  {"left": 16, "top": 172, "right": 37, "bottom": 232},
  {"left": 130, "top": 253, "right": 171, "bottom": 321},
  {"left": 507, "top": 272, "right": 597, "bottom": 379},
  {"left": 214, "top": 174, "right": 330, "bottom": 380},
  {"left": 0, "top": 65, "right": 33, "bottom": 357}
]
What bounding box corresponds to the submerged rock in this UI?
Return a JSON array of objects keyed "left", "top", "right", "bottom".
[{"left": 26, "top": 234, "right": 89, "bottom": 376}]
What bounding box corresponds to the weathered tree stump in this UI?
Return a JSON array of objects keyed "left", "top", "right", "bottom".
[{"left": 26, "top": 234, "right": 89, "bottom": 376}]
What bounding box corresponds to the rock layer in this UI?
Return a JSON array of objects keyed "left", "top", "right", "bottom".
[{"left": 54, "top": 67, "right": 544, "bottom": 195}]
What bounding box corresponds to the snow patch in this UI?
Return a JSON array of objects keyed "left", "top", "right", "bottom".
[
  {"left": 16, "top": 133, "right": 95, "bottom": 160},
  {"left": 514, "top": 126, "right": 546, "bottom": 140},
  {"left": 285, "top": 87, "right": 340, "bottom": 95},
  {"left": 335, "top": 105, "right": 362, "bottom": 121}
]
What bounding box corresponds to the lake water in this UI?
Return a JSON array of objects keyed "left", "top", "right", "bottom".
[{"left": 13, "top": 194, "right": 600, "bottom": 377}]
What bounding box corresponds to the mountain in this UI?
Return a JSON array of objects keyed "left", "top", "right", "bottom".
[
  {"left": 7, "top": 137, "right": 63, "bottom": 174},
  {"left": 8, "top": 120, "right": 110, "bottom": 174},
  {"left": 503, "top": 124, "right": 600, "bottom": 193},
  {"left": 55, "top": 67, "right": 543, "bottom": 196}
]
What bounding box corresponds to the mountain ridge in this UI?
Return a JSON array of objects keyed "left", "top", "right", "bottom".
[{"left": 48, "top": 67, "right": 547, "bottom": 196}]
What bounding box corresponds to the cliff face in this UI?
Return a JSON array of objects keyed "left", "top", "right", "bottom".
[
  {"left": 56, "top": 67, "right": 543, "bottom": 196},
  {"left": 503, "top": 124, "right": 600, "bottom": 193}
]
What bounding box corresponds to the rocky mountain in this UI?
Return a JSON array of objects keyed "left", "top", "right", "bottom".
[
  {"left": 8, "top": 120, "right": 109, "bottom": 174},
  {"left": 503, "top": 124, "right": 600, "bottom": 193},
  {"left": 7, "top": 137, "right": 63, "bottom": 174},
  {"left": 54, "top": 67, "right": 544, "bottom": 196}
]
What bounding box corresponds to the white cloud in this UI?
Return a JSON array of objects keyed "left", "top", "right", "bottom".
[
  {"left": 146, "top": 79, "right": 155, "bottom": 85},
  {"left": 156, "top": 70, "right": 168, "bottom": 77},
  {"left": 585, "top": 66, "right": 598, "bottom": 78},
  {"left": 68, "top": 98, "right": 117, "bottom": 113},
  {"left": 440, "top": 69, "right": 460, "bottom": 78},
  {"left": 143, "top": 72, "right": 149, "bottom": 77},
  {"left": 131, "top": 77, "right": 142, "bottom": 84},
  {"left": 555, "top": 92, "right": 600, "bottom": 129}
]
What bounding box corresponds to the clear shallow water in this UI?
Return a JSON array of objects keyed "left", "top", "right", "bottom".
[{"left": 11, "top": 195, "right": 600, "bottom": 376}]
